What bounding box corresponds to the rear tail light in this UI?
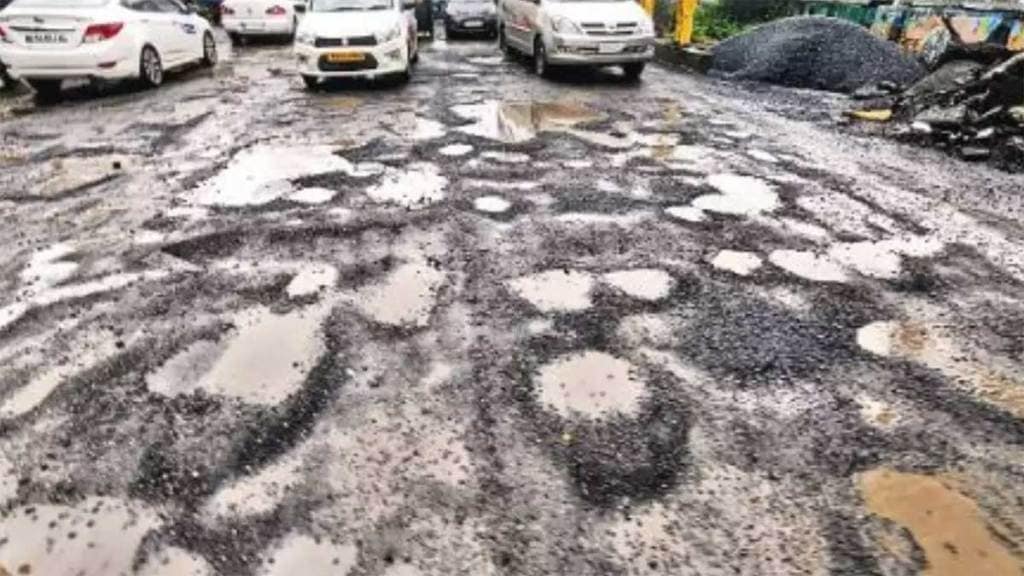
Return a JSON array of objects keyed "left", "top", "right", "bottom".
[
  {"left": 0, "top": 25, "right": 10, "bottom": 43},
  {"left": 266, "top": 5, "right": 286, "bottom": 15},
  {"left": 83, "top": 22, "right": 123, "bottom": 43},
  {"left": 221, "top": 5, "right": 235, "bottom": 14}
]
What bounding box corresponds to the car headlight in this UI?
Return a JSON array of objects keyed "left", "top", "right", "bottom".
[
  {"left": 295, "top": 31, "right": 314, "bottom": 45},
  {"left": 550, "top": 16, "right": 582, "bottom": 35},
  {"left": 377, "top": 23, "right": 402, "bottom": 43},
  {"left": 636, "top": 18, "right": 653, "bottom": 35}
]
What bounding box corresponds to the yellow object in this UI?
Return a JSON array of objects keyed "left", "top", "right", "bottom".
[
  {"left": 641, "top": 0, "right": 654, "bottom": 16},
  {"left": 850, "top": 109, "right": 893, "bottom": 122},
  {"left": 675, "top": 0, "right": 698, "bottom": 45}
]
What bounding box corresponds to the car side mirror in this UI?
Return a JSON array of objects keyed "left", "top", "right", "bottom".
[{"left": 294, "top": 3, "right": 306, "bottom": 12}]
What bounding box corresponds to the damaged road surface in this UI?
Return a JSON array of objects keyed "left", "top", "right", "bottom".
[{"left": 2, "top": 33, "right": 1024, "bottom": 576}]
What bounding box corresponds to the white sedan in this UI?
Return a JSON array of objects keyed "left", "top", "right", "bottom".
[
  {"left": 294, "top": 0, "right": 417, "bottom": 89},
  {"left": 221, "top": 0, "right": 297, "bottom": 42},
  {"left": 0, "top": 0, "right": 216, "bottom": 98}
]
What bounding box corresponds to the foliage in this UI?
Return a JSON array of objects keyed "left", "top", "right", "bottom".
[{"left": 693, "top": 1, "right": 745, "bottom": 42}]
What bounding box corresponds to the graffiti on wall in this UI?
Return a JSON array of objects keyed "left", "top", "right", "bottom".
[{"left": 805, "top": 3, "right": 1024, "bottom": 56}]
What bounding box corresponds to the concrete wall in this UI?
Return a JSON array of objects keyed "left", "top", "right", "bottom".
[{"left": 801, "top": 0, "right": 1024, "bottom": 57}]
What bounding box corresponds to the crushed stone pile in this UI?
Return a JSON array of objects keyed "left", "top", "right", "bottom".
[{"left": 710, "top": 16, "right": 926, "bottom": 93}]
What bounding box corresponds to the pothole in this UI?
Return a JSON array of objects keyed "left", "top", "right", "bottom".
[
  {"left": 709, "top": 250, "right": 763, "bottom": 276},
  {"left": 451, "top": 100, "right": 602, "bottom": 143},
  {"left": 691, "top": 174, "right": 779, "bottom": 217},
  {"left": 602, "top": 269, "right": 673, "bottom": 301},
  {"left": 473, "top": 195, "right": 511, "bottom": 213},
  {"left": 350, "top": 261, "right": 446, "bottom": 327},
  {"left": 537, "top": 351, "right": 646, "bottom": 418},
  {"left": 768, "top": 250, "right": 848, "bottom": 283},
  {"left": 365, "top": 162, "right": 446, "bottom": 208},
  {"left": 259, "top": 533, "right": 358, "bottom": 576},
  {"left": 507, "top": 269, "right": 594, "bottom": 312}
]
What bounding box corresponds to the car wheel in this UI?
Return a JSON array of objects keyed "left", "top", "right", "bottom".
[
  {"left": 139, "top": 45, "right": 164, "bottom": 88},
  {"left": 28, "top": 79, "right": 62, "bottom": 101},
  {"left": 622, "top": 62, "right": 645, "bottom": 81},
  {"left": 301, "top": 74, "right": 319, "bottom": 90},
  {"left": 533, "top": 37, "right": 551, "bottom": 78},
  {"left": 201, "top": 31, "right": 218, "bottom": 67}
]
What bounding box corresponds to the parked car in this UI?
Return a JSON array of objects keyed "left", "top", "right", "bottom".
[
  {"left": 443, "top": 0, "right": 494, "bottom": 38},
  {"left": 497, "top": 0, "right": 653, "bottom": 79},
  {"left": 412, "top": 0, "right": 429, "bottom": 38},
  {"left": 0, "top": 0, "right": 12, "bottom": 89},
  {"left": 293, "top": 0, "right": 417, "bottom": 89},
  {"left": 0, "top": 0, "right": 216, "bottom": 98},
  {"left": 221, "top": 0, "right": 298, "bottom": 42}
]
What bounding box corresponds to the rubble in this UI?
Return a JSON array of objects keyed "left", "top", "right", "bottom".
[
  {"left": 710, "top": 16, "right": 925, "bottom": 93},
  {"left": 848, "top": 52, "right": 1024, "bottom": 170}
]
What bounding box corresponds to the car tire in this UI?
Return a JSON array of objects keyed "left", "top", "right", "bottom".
[
  {"left": 201, "top": 31, "right": 218, "bottom": 67},
  {"left": 444, "top": 26, "right": 453, "bottom": 39},
  {"left": 623, "top": 62, "right": 644, "bottom": 81},
  {"left": 302, "top": 74, "right": 319, "bottom": 90},
  {"left": 533, "top": 37, "right": 551, "bottom": 78},
  {"left": 139, "top": 45, "right": 164, "bottom": 88},
  {"left": 28, "top": 79, "right": 62, "bottom": 101}
]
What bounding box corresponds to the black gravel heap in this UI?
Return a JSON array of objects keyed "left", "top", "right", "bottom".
[{"left": 710, "top": 16, "right": 925, "bottom": 93}]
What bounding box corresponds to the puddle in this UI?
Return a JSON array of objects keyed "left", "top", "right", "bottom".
[
  {"left": 856, "top": 395, "right": 898, "bottom": 427},
  {"left": 1, "top": 329, "right": 127, "bottom": 419},
  {"left": 259, "top": 533, "right": 357, "bottom": 576},
  {"left": 481, "top": 151, "right": 530, "bottom": 164},
  {"left": 768, "top": 250, "right": 848, "bottom": 283},
  {"left": 288, "top": 187, "right": 336, "bottom": 205},
  {"left": 467, "top": 55, "right": 504, "bottom": 66},
  {"left": 321, "top": 96, "right": 362, "bottom": 111},
  {"left": 537, "top": 351, "right": 646, "bottom": 418},
  {"left": 205, "top": 452, "right": 304, "bottom": 519},
  {"left": 665, "top": 206, "right": 706, "bottom": 223},
  {"left": 191, "top": 145, "right": 353, "bottom": 207},
  {"left": 147, "top": 304, "right": 329, "bottom": 405},
  {"left": 351, "top": 261, "right": 446, "bottom": 327},
  {"left": 473, "top": 195, "right": 511, "bottom": 213},
  {"left": 859, "top": 468, "right": 1022, "bottom": 576},
  {"left": 0, "top": 498, "right": 160, "bottom": 576},
  {"left": 287, "top": 264, "right": 338, "bottom": 298},
  {"left": 138, "top": 547, "right": 215, "bottom": 576},
  {"left": 507, "top": 270, "right": 594, "bottom": 312},
  {"left": 17, "top": 155, "right": 135, "bottom": 198},
  {"left": 747, "top": 149, "right": 779, "bottom": 163},
  {"left": 602, "top": 269, "right": 673, "bottom": 301},
  {"left": 19, "top": 243, "right": 78, "bottom": 291},
  {"left": 410, "top": 117, "right": 447, "bottom": 141},
  {"left": 563, "top": 159, "right": 594, "bottom": 169},
  {"left": 710, "top": 250, "right": 763, "bottom": 276},
  {"left": 438, "top": 143, "right": 474, "bottom": 157},
  {"left": 692, "top": 174, "right": 779, "bottom": 217},
  {"left": 365, "top": 162, "right": 446, "bottom": 208},
  {"left": 829, "top": 236, "right": 945, "bottom": 280},
  {"left": 451, "top": 100, "right": 602, "bottom": 143},
  {"left": 856, "top": 320, "right": 1024, "bottom": 418},
  {"left": 463, "top": 179, "right": 541, "bottom": 191}
]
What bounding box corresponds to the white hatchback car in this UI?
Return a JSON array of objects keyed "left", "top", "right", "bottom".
[
  {"left": 0, "top": 0, "right": 216, "bottom": 97},
  {"left": 293, "top": 0, "right": 417, "bottom": 89},
  {"left": 498, "top": 0, "right": 653, "bottom": 79},
  {"left": 221, "top": 0, "right": 297, "bottom": 42}
]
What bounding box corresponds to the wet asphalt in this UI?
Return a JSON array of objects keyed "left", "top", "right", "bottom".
[{"left": 1, "top": 24, "right": 1024, "bottom": 576}]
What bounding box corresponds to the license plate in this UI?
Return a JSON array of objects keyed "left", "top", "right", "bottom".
[
  {"left": 463, "top": 19, "right": 483, "bottom": 27},
  {"left": 326, "top": 51, "right": 364, "bottom": 63},
  {"left": 24, "top": 32, "right": 70, "bottom": 45},
  {"left": 598, "top": 42, "right": 625, "bottom": 54}
]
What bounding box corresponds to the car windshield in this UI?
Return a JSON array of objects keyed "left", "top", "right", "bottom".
[
  {"left": 310, "top": 0, "right": 392, "bottom": 11},
  {"left": 10, "top": 0, "right": 109, "bottom": 7}
]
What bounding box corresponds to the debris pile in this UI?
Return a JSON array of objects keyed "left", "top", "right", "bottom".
[
  {"left": 849, "top": 53, "right": 1024, "bottom": 169},
  {"left": 710, "top": 16, "right": 925, "bottom": 93}
]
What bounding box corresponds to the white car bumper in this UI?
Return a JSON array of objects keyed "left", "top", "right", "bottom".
[
  {"left": 294, "top": 37, "right": 407, "bottom": 79},
  {"left": 0, "top": 39, "right": 137, "bottom": 81},
  {"left": 547, "top": 33, "right": 654, "bottom": 66},
  {"left": 223, "top": 16, "right": 294, "bottom": 35}
]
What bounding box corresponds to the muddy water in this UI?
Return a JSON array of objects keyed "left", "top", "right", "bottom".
[
  {"left": 351, "top": 261, "right": 446, "bottom": 327},
  {"left": 260, "top": 533, "right": 358, "bottom": 576},
  {"left": 451, "top": 100, "right": 602, "bottom": 143},
  {"left": 602, "top": 269, "right": 673, "bottom": 301},
  {"left": 147, "top": 304, "right": 329, "bottom": 405},
  {"left": 507, "top": 269, "right": 594, "bottom": 312},
  {"left": 0, "top": 498, "right": 160, "bottom": 576},
  {"left": 709, "top": 250, "right": 763, "bottom": 276},
  {"left": 856, "top": 320, "right": 1024, "bottom": 418},
  {"left": 859, "top": 468, "right": 1023, "bottom": 576},
  {"left": 537, "top": 351, "right": 646, "bottom": 418}
]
